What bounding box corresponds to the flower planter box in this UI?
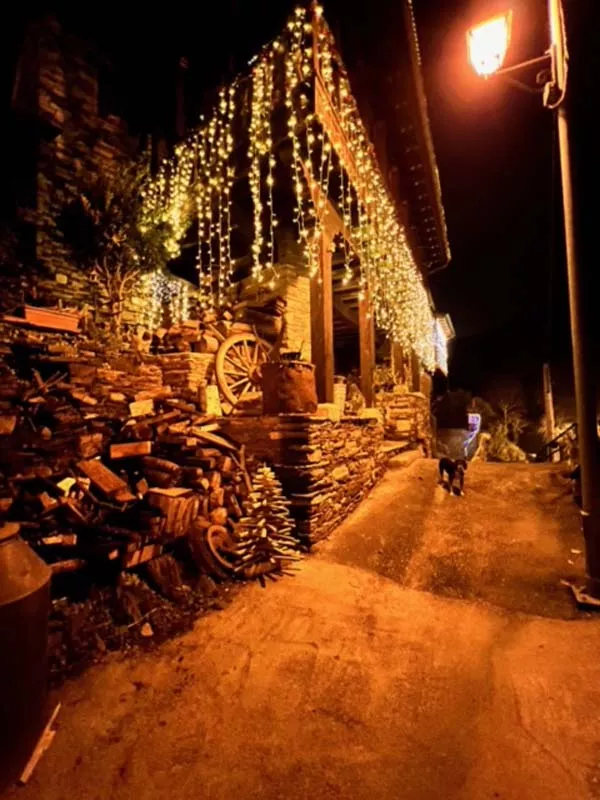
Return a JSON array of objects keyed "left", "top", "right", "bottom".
[{"left": 4, "top": 306, "right": 82, "bottom": 333}]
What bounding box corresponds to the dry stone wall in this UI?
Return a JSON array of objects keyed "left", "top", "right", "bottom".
[
  {"left": 224, "top": 415, "right": 386, "bottom": 542},
  {"left": 376, "top": 390, "right": 433, "bottom": 455}
]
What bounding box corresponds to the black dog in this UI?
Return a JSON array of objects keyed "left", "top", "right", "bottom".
[{"left": 438, "top": 457, "right": 467, "bottom": 496}]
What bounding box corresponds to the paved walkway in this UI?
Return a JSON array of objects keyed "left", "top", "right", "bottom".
[{"left": 7, "top": 459, "right": 600, "bottom": 800}]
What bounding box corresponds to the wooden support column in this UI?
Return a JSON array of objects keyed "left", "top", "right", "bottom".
[
  {"left": 359, "top": 289, "right": 375, "bottom": 406},
  {"left": 310, "top": 233, "right": 334, "bottom": 403},
  {"left": 391, "top": 342, "right": 405, "bottom": 385},
  {"left": 410, "top": 349, "right": 421, "bottom": 393}
]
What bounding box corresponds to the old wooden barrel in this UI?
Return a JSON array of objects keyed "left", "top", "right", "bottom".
[
  {"left": 0, "top": 523, "right": 51, "bottom": 789},
  {"left": 262, "top": 360, "right": 318, "bottom": 414}
]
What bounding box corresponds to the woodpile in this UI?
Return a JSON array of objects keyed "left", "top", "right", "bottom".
[{"left": 0, "top": 342, "right": 300, "bottom": 592}]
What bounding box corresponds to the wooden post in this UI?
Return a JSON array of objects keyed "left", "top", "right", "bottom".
[
  {"left": 411, "top": 349, "right": 421, "bottom": 393},
  {"left": 392, "top": 342, "right": 404, "bottom": 385},
  {"left": 310, "top": 233, "right": 334, "bottom": 403},
  {"left": 543, "top": 363, "right": 557, "bottom": 457},
  {"left": 359, "top": 289, "right": 375, "bottom": 406}
]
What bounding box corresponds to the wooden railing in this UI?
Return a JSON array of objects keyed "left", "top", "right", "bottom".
[{"left": 539, "top": 422, "right": 577, "bottom": 462}]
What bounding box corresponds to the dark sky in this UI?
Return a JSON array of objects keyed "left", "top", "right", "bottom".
[{"left": 3, "top": 0, "right": 596, "bottom": 400}]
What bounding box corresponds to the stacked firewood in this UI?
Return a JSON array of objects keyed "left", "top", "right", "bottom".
[{"left": 0, "top": 359, "right": 268, "bottom": 584}]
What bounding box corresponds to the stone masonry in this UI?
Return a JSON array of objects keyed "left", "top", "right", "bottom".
[
  {"left": 376, "top": 390, "right": 433, "bottom": 455},
  {"left": 224, "top": 415, "right": 386, "bottom": 543}
]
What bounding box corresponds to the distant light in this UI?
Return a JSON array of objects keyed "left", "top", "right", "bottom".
[{"left": 467, "top": 11, "right": 513, "bottom": 77}]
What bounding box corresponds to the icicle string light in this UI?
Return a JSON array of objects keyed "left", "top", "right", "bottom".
[{"left": 141, "top": 5, "right": 438, "bottom": 370}]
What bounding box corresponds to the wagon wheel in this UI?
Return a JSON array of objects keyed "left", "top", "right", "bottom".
[
  {"left": 215, "top": 332, "right": 271, "bottom": 407},
  {"left": 206, "top": 525, "right": 238, "bottom": 572}
]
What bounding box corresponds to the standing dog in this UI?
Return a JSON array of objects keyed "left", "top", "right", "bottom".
[{"left": 438, "top": 457, "right": 467, "bottom": 496}]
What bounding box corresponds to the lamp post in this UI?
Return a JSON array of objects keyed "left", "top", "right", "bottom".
[{"left": 468, "top": 1, "right": 600, "bottom": 604}]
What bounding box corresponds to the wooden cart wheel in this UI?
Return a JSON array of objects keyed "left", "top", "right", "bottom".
[
  {"left": 215, "top": 333, "right": 270, "bottom": 406},
  {"left": 206, "top": 525, "right": 237, "bottom": 571}
]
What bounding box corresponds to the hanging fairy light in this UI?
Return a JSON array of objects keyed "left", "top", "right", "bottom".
[{"left": 140, "top": 4, "right": 439, "bottom": 371}]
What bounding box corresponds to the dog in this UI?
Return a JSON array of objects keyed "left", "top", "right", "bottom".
[{"left": 438, "top": 457, "right": 467, "bottom": 496}]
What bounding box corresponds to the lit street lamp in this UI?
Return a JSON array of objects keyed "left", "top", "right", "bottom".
[
  {"left": 468, "top": 2, "right": 600, "bottom": 605},
  {"left": 467, "top": 12, "right": 512, "bottom": 77}
]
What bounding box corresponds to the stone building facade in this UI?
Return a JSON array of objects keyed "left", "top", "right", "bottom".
[{"left": 6, "top": 16, "right": 194, "bottom": 327}]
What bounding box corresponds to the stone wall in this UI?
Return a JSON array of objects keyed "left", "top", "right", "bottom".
[
  {"left": 376, "top": 390, "right": 433, "bottom": 455},
  {"left": 151, "top": 353, "right": 215, "bottom": 394},
  {"left": 240, "top": 264, "right": 311, "bottom": 360},
  {"left": 223, "top": 415, "right": 386, "bottom": 543},
  {"left": 7, "top": 17, "right": 196, "bottom": 330}
]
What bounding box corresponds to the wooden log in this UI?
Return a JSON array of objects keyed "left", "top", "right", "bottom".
[
  {"left": 188, "top": 428, "right": 237, "bottom": 451},
  {"left": 78, "top": 433, "right": 104, "bottom": 459},
  {"left": 209, "top": 506, "right": 228, "bottom": 526},
  {"left": 146, "top": 553, "right": 185, "bottom": 602},
  {"left": 142, "top": 456, "right": 182, "bottom": 476},
  {"left": 123, "top": 543, "right": 163, "bottom": 568},
  {"left": 70, "top": 388, "right": 98, "bottom": 406},
  {"left": 208, "top": 470, "right": 222, "bottom": 491},
  {"left": 129, "top": 399, "right": 154, "bottom": 418},
  {"left": 146, "top": 410, "right": 182, "bottom": 426},
  {"left": 209, "top": 488, "right": 225, "bottom": 509},
  {"left": 0, "top": 415, "right": 17, "bottom": 435},
  {"left": 143, "top": 469, "right": 179, "bottom": 489},
  {"left": 77, "top": 459, "right": 131, "bottom": 499},
  {"left": 110, "top": 441, "right": 152, "bottom": 460},
  {"left": 50, "top": 559, "right": 87, "bottom": 574},
  {"left": 226, "top": 490, "right": 243, "bottom": 519},
  {"left": 218, "top": 455, "right": 234, "bottom": 475},
  {"left": 157, "top": 435, "right": 198, "bottom": 447},
  {"left": 113, "top": 488, "right": 138, "bottom": 504},
  {"left": 146, "top": 488, "right": 199, "bottom": 538},
  {"left": 197, "top": 334, "right": 220, "bottom": 354}
]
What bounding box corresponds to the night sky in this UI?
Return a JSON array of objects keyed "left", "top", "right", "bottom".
[{"left": 2, "top": 0, "right": 596, "bottom": 406}]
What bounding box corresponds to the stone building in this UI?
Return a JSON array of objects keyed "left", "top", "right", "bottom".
[{"left": 4, "top": 15, "right": 194, "bottom": 326}]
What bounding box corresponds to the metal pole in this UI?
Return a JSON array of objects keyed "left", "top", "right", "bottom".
[{"left": 549, "top": 0, "right": 600, "bottom": 597}]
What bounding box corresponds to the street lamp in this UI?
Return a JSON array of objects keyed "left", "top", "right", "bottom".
[
  {"left": 467, "top": 12, "right": 512, "bottom": 77},
  {"left": 468, "top": 1, "right": 600, "bottom": 606}
]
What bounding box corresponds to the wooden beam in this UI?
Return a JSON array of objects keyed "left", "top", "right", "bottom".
[
  {"left": 392, "top": 342, "right": 405, "bottom": 384},
  {"left": 358, "top": 288, "right": 375, "bottom": 407},
  {"left": 310, "top": 232, "right": 334, "bottom": 403},
  {"left": 411, "top": 348, "right": 421, "bottom": 393}
]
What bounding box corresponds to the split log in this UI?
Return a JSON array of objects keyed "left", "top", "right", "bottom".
[
  {"left": 197, "top": 334, "right": 220, "bottom": 354},
  {"left": 208, "top": 471, "right": 222, "bottom": 491},
  {"left": 77, "top": 459, "right": 131, "bottom": 499},
  {"left": 78, "top": 433, "right": 104, "bottom": 459},
  {"left": 128, "top": 399, "right": 154, "bottom": 418},
  {"left": 209, "top": 506, "right": 228, "bottom": 526},
  {"left": 0, "top": 415, "right": 17, "bottom": 435},
  {"left": 146, "top": 488, "right": 199, "bottom": 538},
  {"left": 188, "top": 428, "right": 237, "bottom": 451},
  {"left": 70, "top": 388, "right": 98, "bottom": 406},
  {"left": 142, "top": 456, "right": 182, "bottom": 482},
  {"left": 123, "top": 543, "right": 163, "bottom": 568},
  {"left": 50, "top": 559, "right": 87, "bottom": 574},
  {"left": 143, "top": 469, "right": 179, "bottom": 489},
  {"left": 145, "top": 554, "right": 186, "bottom": 603},
  {"left": 110, "top": 441, "right": 153, "bottom": 460},
  {"left": 209, "top": 488, "right": 225, "bottom": 509}
]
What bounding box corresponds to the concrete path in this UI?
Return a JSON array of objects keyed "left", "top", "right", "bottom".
[{"left": 7, "top": 459, "right": 600, "bottom": 800}]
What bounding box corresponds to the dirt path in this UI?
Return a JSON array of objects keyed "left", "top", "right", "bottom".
[{"left": 6, "top": 458, "right": 600, "bottom": 800}]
